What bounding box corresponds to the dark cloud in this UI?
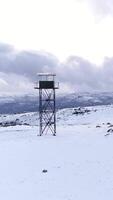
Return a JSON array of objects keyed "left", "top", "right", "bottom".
[
  {"left": 11, "top": 51, "right": 59, "bottom": 80},
  {"left": 56, "top": 56, "right": 113, "bottom": 93},
  {"left": 0, "top": 43, "right": 59, "bottom": 80},
  {"left": 0, "top": 43, "right": 113, "bottom": 95},
  {"left": 0, "top": 43, "right": 59, "bottom": 95}
]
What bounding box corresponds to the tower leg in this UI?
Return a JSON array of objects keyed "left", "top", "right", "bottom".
[
  {"left": 39, "top": 89, "right": 42, "bottom": 136},
  {"left": 38, "top": 88, "right": 57, "bottom": 136},
  {"left": 53, "top": 88, "right": 56, "bottom": 136}
]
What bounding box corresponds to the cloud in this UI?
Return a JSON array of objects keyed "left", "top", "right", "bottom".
[
  {"left": 0, "top": 43, "right": 59, "bottom": 95},
  {"left": 0, "top": 72, "right": 34, "bottom": 96},
  {"left": 0, "top": 43, "right": 59, "bottom": 80},
  {"left": 10, "top": 51, "right": 59, "bottom": 80},
  {"left": 1, "top": 43, "right": 113, "bottom": 95},
  {"left": 0, "top": 43, "right": 14, "bottom": 53},
  {"left": 56, "top": 56, "right": 113, "bottom": 93},
  {"left": 80, "top": 0, "right": 113, "bottom": 17}
]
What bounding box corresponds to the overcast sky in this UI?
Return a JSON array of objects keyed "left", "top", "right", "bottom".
[
  {"left": 1, "top": 0, "right": 113, "bottom": 63},
  {"left": 0, "top": 0, "right": 113, "bottom": 95}
]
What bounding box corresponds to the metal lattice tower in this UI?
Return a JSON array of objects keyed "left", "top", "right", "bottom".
[{"left": 34, "top": 73, "right": 59, "bottom": 136}]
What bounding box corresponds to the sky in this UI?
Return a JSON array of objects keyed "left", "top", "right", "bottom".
[
  {"left": 0, "top": 0, "right": 113, "bottom": 95},
  {"left": 0, "top": 0, "right": 113, "bottom": 64}
]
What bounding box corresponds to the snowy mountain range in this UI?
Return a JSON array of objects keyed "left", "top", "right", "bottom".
[{"left": 0, "top": 92, "right": 113, "bottom": 114}]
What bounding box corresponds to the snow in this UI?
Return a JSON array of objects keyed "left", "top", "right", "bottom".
[{"left": 0, "top": 105, "right": 113, "bottom": 199}]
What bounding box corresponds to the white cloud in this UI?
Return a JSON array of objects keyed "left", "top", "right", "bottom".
[
  {"left": 0, "top": 72, "right": 34, "bottom": 96},
  {"left": 0, "top": 78, "right": 8, "bottom": 87},
  {"left": 80, "top": 0, "right": 113, "bottom": 17}
]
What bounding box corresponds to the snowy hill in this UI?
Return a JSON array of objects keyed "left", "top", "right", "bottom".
[
  {"left": 0, "top": 104, "right": 113, "bottom": 128},
  {"left": 0, "top": 105, "right": 113, "bottom": 200}
]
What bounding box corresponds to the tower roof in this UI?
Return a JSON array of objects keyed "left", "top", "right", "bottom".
[{"left": 37, "top": 73, "right": 56, "bottom": 76}]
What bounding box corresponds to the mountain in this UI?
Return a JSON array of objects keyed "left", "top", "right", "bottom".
[
  {"left": 57, "top": 92, "right": 113, "bottom": 108},
  {"left": 0, "top": 92, "right": 113, "bottom": 114}
]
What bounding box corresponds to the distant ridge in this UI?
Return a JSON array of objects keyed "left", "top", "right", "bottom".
[{"left": 0, "top": 92, "right": 113, "bottom": 114}]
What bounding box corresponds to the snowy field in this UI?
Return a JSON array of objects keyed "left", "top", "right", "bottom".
[{"left": 0, "top": 105, "right": 113, "bottom": 199}]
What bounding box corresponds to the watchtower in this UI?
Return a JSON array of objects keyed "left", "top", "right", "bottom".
[{"left": 34, "top": 73, "right": 59, "bottom": 136}]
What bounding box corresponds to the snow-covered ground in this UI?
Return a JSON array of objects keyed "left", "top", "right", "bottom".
[{"left": 0, "top": 105, "right": 113, "bottom": 199}]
